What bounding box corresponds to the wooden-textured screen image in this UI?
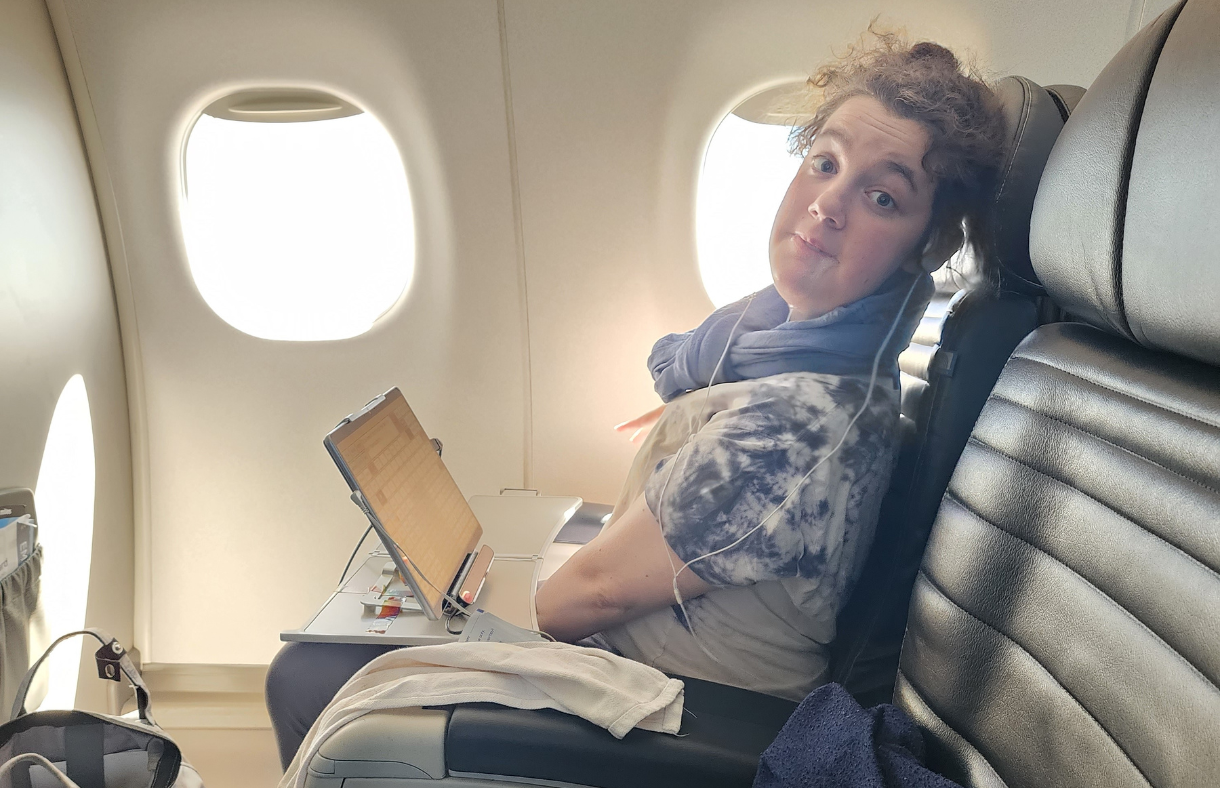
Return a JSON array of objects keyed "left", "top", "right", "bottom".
[{"left": 329, "top": 388, "right": 482, "bottom": 618}]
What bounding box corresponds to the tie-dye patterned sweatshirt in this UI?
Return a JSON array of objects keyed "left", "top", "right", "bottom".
[{"left": 597, "top": 370, "right": 899, "bottom": 700}]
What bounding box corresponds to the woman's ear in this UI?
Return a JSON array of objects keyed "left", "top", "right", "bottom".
[{"left": 918, "top": 223, "right": 965, "bottom": 272}]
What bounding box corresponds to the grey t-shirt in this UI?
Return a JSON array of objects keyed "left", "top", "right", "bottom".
[{"left": 597, "top": 371, "right": 899, "bottom": 700}]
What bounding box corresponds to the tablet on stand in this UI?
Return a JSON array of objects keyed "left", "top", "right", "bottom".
[{"left": 324, "top": 387, "right": 490, "bottom": 621}]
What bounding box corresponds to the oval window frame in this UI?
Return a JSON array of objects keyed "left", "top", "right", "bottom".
[{"left": 178, "top": 87, "right": 418, "bottom": 342}]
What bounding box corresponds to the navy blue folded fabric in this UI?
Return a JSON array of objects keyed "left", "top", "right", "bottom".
[{"left": 753, "top": 683, "right": 962, "bottom": 788}]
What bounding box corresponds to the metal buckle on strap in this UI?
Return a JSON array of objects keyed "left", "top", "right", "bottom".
[{"left": 94, "top": 639, "right": 125, "bottom": 682}]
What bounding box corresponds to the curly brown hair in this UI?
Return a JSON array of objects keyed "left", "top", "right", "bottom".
[{"left": 789, "top": 27, "right": 1007, "bottom": 268}]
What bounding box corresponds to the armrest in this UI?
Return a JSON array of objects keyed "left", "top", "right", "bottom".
[
  {"left": 305, "top": 707, "right": 450, "bottom": 786},
  {"left": 445, "top": 677, "right": 796, "bottom": 788}
]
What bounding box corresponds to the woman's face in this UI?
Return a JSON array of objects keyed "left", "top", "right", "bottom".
[{"left": 769, "top": 95, "right": 937, "bottom": 320}]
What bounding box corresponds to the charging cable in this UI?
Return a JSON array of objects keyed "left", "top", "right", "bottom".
[{"left": 338, "top": 524, "right": 375, "bottom": 587}]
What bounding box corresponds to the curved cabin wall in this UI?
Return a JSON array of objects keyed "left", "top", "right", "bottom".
[
  {"left": 0, "top": 0, "right": 133, "bottom": 710},
  {"left": 48, "top": 0, "right": 528, "bottom": 665},
  {"left": 43, "top": 0, "right": 1152, "bottom": 665}
]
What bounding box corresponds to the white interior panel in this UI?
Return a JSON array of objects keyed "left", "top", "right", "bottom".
[
  {"left": 53, "top": 0, "right": 527, "bottom": 663},
  {"left": 0, "top": 0, "right": 132, "bottom": 710},
  {"left": 509, "top": 0, "right": 1135, "bottom": 504}
]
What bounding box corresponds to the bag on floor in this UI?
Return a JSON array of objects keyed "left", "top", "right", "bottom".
[{"left": 0, "top": 628, "right": 203, "bottom": 788}]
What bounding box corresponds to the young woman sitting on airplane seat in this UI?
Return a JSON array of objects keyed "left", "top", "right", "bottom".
[
  {"left": 265, "top": 30, "right": 1007, "bottom": 770},
  {"left": 532, "top": 32, "right": 1006, "bottom": 698}
]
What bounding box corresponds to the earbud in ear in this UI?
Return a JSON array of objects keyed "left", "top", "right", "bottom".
[
  {"left": 918, "top": 225, "right": 965, "bottom": 273},
  {"left": 919, "top": 246, "right": 945, "bottom": 273}
]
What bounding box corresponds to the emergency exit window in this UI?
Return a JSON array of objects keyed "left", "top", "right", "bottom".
[
  {"left": 696, "top": 108, "right": 803, "bottom": 308},
  {"left": 182, "top": 92, "right": 414, "bottom": 341}
]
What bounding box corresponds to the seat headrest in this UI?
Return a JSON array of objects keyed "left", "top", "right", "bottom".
[
  {"left": 1032, "top": 0, "right": 1220, "bottom": 368},
  {"left": 986, "top": 76, "right": 1080, "bottom": 293},
  {"left": 1043, "top": 84, "right": 1087, "bottom": 120}
]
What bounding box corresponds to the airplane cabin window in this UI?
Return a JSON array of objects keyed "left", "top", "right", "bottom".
[
  {"left": 181, "top": 90, "right": 414, "bottom": 341},
  {"left": 696, "top": 95, "right": 804, "bottom": 308},
  {"left": 33, "top": 374, "right": 95, "bottom": 710}
]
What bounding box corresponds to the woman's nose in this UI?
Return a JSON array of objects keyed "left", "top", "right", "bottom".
[{"left": 808, "top": 185, "right": 845, "bottom": 228}]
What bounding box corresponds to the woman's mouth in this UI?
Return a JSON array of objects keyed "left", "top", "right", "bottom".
[{"left": 793, "top": 232, "right": 834, "bottom": 261}]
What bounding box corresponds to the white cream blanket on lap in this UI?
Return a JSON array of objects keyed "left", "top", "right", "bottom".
[{"left": 279, "top": 640, "right": 686, "bottom": 788}]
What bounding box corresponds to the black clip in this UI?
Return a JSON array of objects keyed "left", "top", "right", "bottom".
[{"left": 94, "top": 639, "right": 125, "bottom": 682}]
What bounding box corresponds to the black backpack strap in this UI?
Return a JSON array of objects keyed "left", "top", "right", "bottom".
[
  {"left": 63, "top": 723, "right": 104, "bottom": 788},
  {"left": 10, "top": 629, "right": 156, "bottom": 726}
]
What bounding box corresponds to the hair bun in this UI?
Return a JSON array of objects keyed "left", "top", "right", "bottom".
[{"left": 910, "top": 41, "right": 959, "bottom": 69}]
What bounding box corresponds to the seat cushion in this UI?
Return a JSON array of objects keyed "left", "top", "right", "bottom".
[
  {"left": 896, "top": 323, "right": 1220, "bottom": 787},
  {"left": 445, "top": 676, "right": 797, "bottom": 788}
]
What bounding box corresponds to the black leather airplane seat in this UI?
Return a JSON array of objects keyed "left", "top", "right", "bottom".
[
  {"left": 895, "top": 1, "right": 1220, "bottom": 786},
  {"left": 831, "top": 75, "right": 1081, "bottom": 705}
]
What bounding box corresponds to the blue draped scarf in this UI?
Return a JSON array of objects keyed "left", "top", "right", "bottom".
[{"left": 648, "top": 269, "right": 935, "bottom": 402}]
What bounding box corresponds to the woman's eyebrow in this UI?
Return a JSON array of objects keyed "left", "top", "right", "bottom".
[
  {"left": 883, "top": 160, "right": 920, "bottom": 193},
  {"left": 818, "top": 126, "right": 851, "bottom": 148}
]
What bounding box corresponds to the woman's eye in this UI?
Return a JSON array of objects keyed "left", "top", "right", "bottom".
[
  {"left": 810, "top": 155, "right": 835, "bottom": 174},
  {"left": 869, "top": 191, "right": 896, "bottom": 209}
]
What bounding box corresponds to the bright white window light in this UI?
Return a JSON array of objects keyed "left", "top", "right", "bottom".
[
  {"left": 182, "top": 110, "right": 414, "bottom": 341},
  {"left": 696, "top": 113, "right": 804, "bottom": 307},
  {"left": 34, "top": 374, "right": 95, "bottom": 710}
]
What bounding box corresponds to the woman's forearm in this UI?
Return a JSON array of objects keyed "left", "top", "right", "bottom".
[
  {"left": 535, "top": 557, "right": 643, "bottom": 642},
  {"left": 534, "top": 494, "right": 713, "bottom": 642}
]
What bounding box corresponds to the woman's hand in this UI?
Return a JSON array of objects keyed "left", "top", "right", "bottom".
[{"left": 613, "top": 404, "right": 665, "bottom": 444}]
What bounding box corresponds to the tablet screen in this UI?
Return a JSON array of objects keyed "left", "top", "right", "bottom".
[{"left": 326, "top": 387, "right": 482, "bottom": 618}]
